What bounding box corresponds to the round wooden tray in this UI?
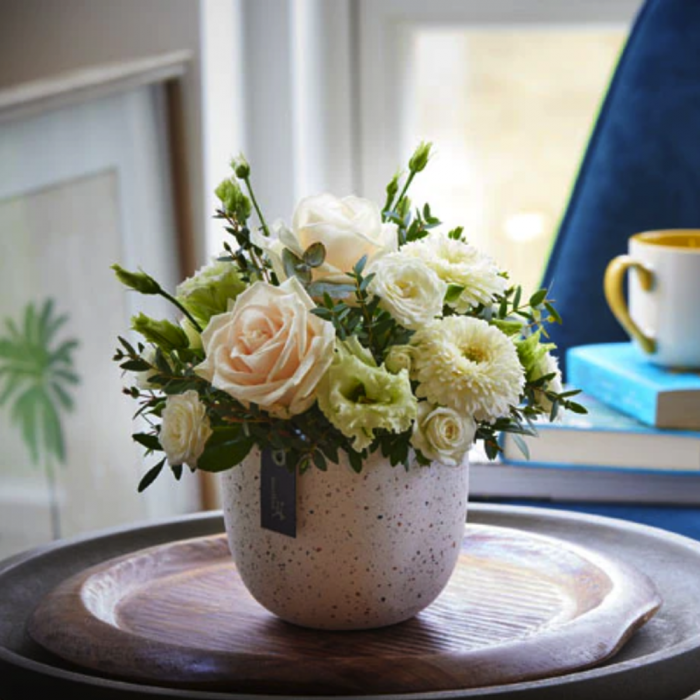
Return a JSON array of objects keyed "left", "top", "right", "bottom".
[
  {"left": 3, "top": 504, "right": 700, "bottom": 700},
  {"left": 27, "top": 522, "right": 659, "bottom": 695}
]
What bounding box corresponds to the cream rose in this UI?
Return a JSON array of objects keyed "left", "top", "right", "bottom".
[
  {"left": 256, "top": 194, "right": 397, "bottom": 284},
  {"left": 195, "top": 277, "right": 335, "bottom": 417},
  {"left": 159, "top": 390, "right": 213, "bottom": 468},
  {"left": 368, "top": 253, "right": 447, "bottom": 330},
  {"left": 411, "top": 402, "right": 476, "bottom": 466}
]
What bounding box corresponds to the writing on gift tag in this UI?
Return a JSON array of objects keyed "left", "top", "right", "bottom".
[{"left": 260, "top": 449, "right": 297, "bottom": 538}]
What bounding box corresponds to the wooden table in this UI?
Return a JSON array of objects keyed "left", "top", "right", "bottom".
[{"left": 2, "top": 504, "right": 700, "bottom": 699}]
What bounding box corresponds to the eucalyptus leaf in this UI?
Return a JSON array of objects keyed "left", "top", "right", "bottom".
[
  {"left": 307, "top": 282, "right": 355, "bottom": 300},
  {"left": 303, "top": 242, "right": 326, "bottom": 268}
]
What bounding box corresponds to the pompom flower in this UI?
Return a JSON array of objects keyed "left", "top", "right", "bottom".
[
  {"left": 410, "top": 316, "right": 525, "bottom": 422},
  {"left": 402, "top": 232, "right": 507, "bottom": 312},
  {"left": 317, "top": 340, "right": 417, "bottom": 451}
]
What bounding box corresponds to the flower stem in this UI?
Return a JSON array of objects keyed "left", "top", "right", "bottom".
[
  {"left": 159, "top": 291, "right": 203, "bottom": 332},
  {"left": 242, "top": 176, "right": 270, "bottom": 238},
  {"left": 395, "top": 171, "right": 416, "bottom": 209}
]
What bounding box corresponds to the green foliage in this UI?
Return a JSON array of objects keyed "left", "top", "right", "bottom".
[
  {"left": 112, "top": 144, "right": 584, "bottom": 492},
  {"left": 0, "top": 299, "right": 79, "bottom": 467}
]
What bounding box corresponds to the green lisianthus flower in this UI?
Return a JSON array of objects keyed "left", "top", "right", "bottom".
[
  {"left": 317, "top": 340, "right": 417, "bottom": 452},
  {"left": 176, "top": 260, "right": 247, "bottom": 327}
]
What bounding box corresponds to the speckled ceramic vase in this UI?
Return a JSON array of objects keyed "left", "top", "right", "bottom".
[{"left": 220, "top": 448, "right": 469, "bottom": 630}]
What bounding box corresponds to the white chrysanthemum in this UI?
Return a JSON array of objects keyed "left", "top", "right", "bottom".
[
  {"left": 402, "top": 232, "right": 507, "bottom": 312},
  {"left": 368, "top": 252, "right": 446, "bottom": 330},
  {"left": 410, "top": 317, "right": 525, "bottom": 422}
]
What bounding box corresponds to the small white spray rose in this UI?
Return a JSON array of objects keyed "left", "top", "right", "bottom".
[
  {"left": 385, "top": 345, "right": 413, "bottom": 374},
  {"left": 368, "top": 253, "right": 447, "bottom": 330},
  {"left": 194, "top": 277, "right": 336, "bottom": 417},
  {"left": 411, "top": 402, "right": 476, "bottom": 466},
  {"left": 533, "top": 351, "right": 564, "bottom": 417},
  {"left": 159, "top": 390, "right": 213, "bottom": 468}
]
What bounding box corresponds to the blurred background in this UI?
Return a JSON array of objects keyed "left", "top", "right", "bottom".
[{"left": 0, "top": 0, "right": 642, "bottom": 558}]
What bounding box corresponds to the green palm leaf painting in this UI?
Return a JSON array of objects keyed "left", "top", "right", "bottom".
[{"left": 0, "top": 299, "right": 79, "bottom": 539}]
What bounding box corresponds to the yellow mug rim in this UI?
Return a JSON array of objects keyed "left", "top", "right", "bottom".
[{"left": 631, "top": 229, "right": 700, "bottom": 252}]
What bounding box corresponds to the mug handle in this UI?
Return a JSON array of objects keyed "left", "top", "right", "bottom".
[{"left": 604, "top": 255, "right": 656, "bottom": 354}]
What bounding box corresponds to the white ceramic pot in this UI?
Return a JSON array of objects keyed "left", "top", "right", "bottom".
[{"left": 221, "top": 448, "right": 469, "bottom": 630}]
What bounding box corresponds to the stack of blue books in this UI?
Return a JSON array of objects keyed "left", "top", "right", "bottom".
[{"left": 500, "top": 342, "right": 700, "bottom": 474}]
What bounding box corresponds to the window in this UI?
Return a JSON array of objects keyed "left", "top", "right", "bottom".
[{"left": 358, "top": 0, "right": 640, "bottom": 294}]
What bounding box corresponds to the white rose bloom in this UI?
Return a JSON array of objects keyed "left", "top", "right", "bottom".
[
  {"left": 368, "top": 253, "right": 447, "bottom": 330},
  {"left": 385, "top": 344, "right": 413, "bottom": 374},
  {"left": 410, "top": 316, "right": 525, "bottom": 422},
  {"left": 254, "top": 194, "right": 398, "bottom": 284},
  {"left": 534, "top": 351, "right": 564, "bottom": 417},
  {"left": 411, "top": 402, "right": 476, "bottom": 466},
  {"left": 402, "top": 232, "right": 507, "bottom": 312},
  {"left": 159, "top": 390, "right": 213, "bottom": 468},
  {"left": 194, "top": 277, "right": 336, "bottom": 417}
]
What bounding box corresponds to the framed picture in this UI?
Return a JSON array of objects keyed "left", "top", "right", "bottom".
[{"left": 0, "top": 55, "right": 201, "bottom": 559}]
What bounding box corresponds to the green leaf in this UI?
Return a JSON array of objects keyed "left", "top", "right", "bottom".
[
  {"left": 492, "top": 319, "right": 524, "bottom": 336},
  {"left": 549, "top": 399, "right": 560, "bottom": 422},
  {"left": 282, "top": 248, "right": 303, "bottom": 279},
  {"left": 312, "top": 451, "right": 327, "bottom": 472},
  {"left": 171, "top": 463, "right": 183, "bottom": 480},
  {"left": 133, "top": 432, "right": 162, "bottom": 451},
  {"left": 448, "top": 227, "right": 464, "bottom": 241},
  {"left": 120, "top": 359, "right": 151, "bottom": 372},
  {"left": 566, "top": 401, "right": 588, "bottom": 415},
  {"left": 353, "top": 255, "right": 368, "bottom": 276},
  {"left": 197, "top": 426, "right": 254, "bottom": 472},
  {"left": 348, "top": 449, "right": 364, "bottom": 473},
  {"left": 445, "top": 284, "right": 465, "bottom": 304},
  {"left": 307, "top": 282, "right": 356, "bottom": 300},
  {"left": 303, "top": 242, "right": 326, "bottom": 268},
  {"left": 513, "top": 285, "right": 522, "bottom": 309},
  {"left": 544, "top": 302, "right": 562, "bottom": 324},
  {"left": 138, "top": 459, "right": 165, "bottom": 492},
  {"left": 511, "top": 434, "right": 530, "bottom": 460},
  {"left": 529, "top": 289, "right": 547, "bottom": 308}
]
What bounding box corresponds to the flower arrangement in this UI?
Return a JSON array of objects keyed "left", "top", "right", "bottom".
[{"left": 112, "top": 143, "right": 585, "bottom": 491}]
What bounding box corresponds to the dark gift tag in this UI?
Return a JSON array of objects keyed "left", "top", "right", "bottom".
[{"left": 260, "top": 449, "right": 297, "bottom": 538}]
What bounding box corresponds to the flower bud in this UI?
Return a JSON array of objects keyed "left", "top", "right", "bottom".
[
  {"left": 131, "top": 313, "right": 189, "bottom": 352},
  {"left": 408, "top": 141, "right": 432, "bottom": 173},
  {"left": 112, "top": 264, "right": 161, "bottom": 295},
  {"left": 231, "top": 154, "right": 250, "bottom": 179},
  {"left": 385, "top": 171, "right": 400, "bottom": 200},
  {"left": 215, "top": 178, "right": 251, "bottom": 221}
]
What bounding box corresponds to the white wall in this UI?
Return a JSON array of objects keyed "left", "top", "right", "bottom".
[{"left": 0, "top": 0, "right": 216, "bottom": 265}]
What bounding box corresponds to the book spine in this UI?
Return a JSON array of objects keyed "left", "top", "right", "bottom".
[{"left": 567, "top": 351, "right": 659, "bottom": 426}]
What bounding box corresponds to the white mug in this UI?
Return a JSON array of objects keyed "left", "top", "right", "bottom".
[{"left": 604, "top": 230, "right": 700, "bottom": 368}]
